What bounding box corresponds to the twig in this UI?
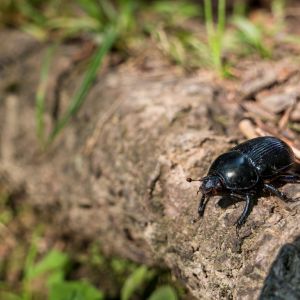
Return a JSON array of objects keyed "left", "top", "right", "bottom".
[{"left": 279, "top": 102, "right": 296, "bottom": 130}]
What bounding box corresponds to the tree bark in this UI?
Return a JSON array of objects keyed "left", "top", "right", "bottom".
[{"left": 1, "top": 30, "right": 300, "bottom": 300}]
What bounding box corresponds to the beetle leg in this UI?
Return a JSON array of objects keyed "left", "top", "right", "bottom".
[
  {"left": 229, "top": 192, "right": 245, "bottom": 201},
  {"left": 198, "top": 194, "right": 208, "bottom": 217},
  {"left": 236, "top": 194, "right": 254, "bottom": 228},
  {"left": 264, "top": 183, "right": 295, "bottom": 202},
  {"left": 275, "top": 174, "right": 300, "bottom": 183}
]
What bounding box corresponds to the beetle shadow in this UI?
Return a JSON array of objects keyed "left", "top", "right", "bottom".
[
  {"left": 217, "top": 195, "right": 259, "bottom": 209},
  {"left": 217, "top": 195, "right": 242, "bottom": 209},
  {"left": 217, "top": 178, "right": 295, "bottom": 210}
]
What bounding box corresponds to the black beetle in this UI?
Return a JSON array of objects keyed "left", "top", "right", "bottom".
[{"left": 187, "top": 136, "right": 300, "bottom": 228}]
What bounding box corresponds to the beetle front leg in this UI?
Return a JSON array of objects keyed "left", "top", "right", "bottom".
[
  {"left": 198, "top": 194, "right": 208, "bottom": 217},
  {"left": 236, "top": 193, "right": 254, "bottom": 228}
]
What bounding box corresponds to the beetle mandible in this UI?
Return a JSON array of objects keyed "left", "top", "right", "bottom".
[{"left": 187, "top": 136, "right": 300, "bottom": 228}]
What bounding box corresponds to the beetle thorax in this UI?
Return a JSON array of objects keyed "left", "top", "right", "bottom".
[{"left": 201, "top": 175, "right": 223, "bottom": 195}]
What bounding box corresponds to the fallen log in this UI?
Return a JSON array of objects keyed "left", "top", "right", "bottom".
[{"left": 1, "top": 31, "right": 300, "bottom": 299}]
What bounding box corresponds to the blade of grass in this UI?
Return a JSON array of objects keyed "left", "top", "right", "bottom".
[
  {"left": 233, "top": 2, "right": 247, "bottom": 16},
  {"left": 148, "top": 285, "right": 178, "bottom": 300},
  {"left": 35, "top": 44, "right": 56, "bottom": 145},
  {"left": 18, "top": 1, "right": 46, "bottom": 26},
  {"left": 75, "top": 0, "right": 103, "bottom": 21},
  {"left": 121, "top": 266, "right": 155, "bottom": 300},
  {"left": 117, "top": 0, "right": 136, "bottom": 33},
  {"left": 48, "top": 26, "right": 118, "bottom": 144},
  {"left": 99, "top": 0, "right": 117, "bottom": 22},
  {"left": 215, "top": 0, "right": 225, "bottom": 73},
  {"left": 204, "top": 0, "right": 214, "bottom": 38},
  {"left": 204, "top": 0, "right": 217, "bottom": 68},
  {"left": 22, "top": 227, "right": 44, "bottom": 300},
  {"left": 204, "top": 0, "right": 227, "bottom": 76},
  {"left": 217, "top": 0, "right": 226, "bottom": 38},
  {"left": 232, "top": 17, "right": 271, "bottom": 58}
]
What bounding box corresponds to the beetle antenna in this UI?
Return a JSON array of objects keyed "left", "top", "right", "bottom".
[{"left": 186, "top": 177, "right": 203, "bottom": 182}]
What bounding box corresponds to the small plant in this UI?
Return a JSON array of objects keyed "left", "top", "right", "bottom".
[
  {"left": 49, "top": 281, "right": 103, "bottom": 300},
  {"left": 2, "top": 237, "right": 104, "bottom": 300},
  {"left": 232, "top": 16, "right": 271, "bottom": 58},
  {"left": 0, "top": 224, "right": 181, "bottom": 300},
  {"left": 149, "top": 285, "right": 178, "bottom": 300},
  {"left": 48, "top": 26, "right": 118, "bottom": 144},
  {"left": 9, "top": 0, "right": 291, "bottom": 144},
  {"left": 121, "top": 266, "right": 155, "bottom": 300},
  {"left": 33, "top": 0, "right": 135, "bottom": 145},
  {"left": 203, "top": 0, "right": 227, "bottom": 76}
]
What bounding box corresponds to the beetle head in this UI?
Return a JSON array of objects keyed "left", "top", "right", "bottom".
[
  {"left": 200, "top": 175, "right": 223, "bottom": 195},
  {"left": 187, "top": 175, "right": 223, "bottom": 195}
]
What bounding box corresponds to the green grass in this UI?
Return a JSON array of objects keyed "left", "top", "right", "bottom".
[
  {"left": 47, "top": 26, "right": 118, "bottom": 144},
  {"left": 231, "top": 16, "right": 271, "bottom": 58},
  {"left": 1, "top": 0, "right": 293, "bottom": 140},
  {"left": 0, "top": 193, "right": 183, "bottom": 300},
  {"left": 33, "top": 0, "right": 134, "bottom": 145},
  {"left": 0, "top": 230, "right": 180, "bottom": 300},
  {"left": 204, "top": 0, "right": 226, "bottom": 76}
]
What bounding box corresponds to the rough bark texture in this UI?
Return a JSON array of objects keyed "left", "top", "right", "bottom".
[{"left": 1, "top": 30, "right": 300, "bottom": 300}]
